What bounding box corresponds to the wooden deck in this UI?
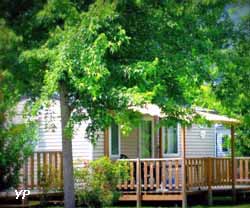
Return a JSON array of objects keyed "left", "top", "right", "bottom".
[
  {"left": 10, "top": 152, "right": 250, "bottom": 205},
  {"left": 117, "top": 157, "right": 250, "bottom": 202}
]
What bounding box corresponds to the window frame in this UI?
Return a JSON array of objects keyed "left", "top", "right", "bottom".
[
  {"left": 162, "top": 124, "right": 180, "bottom": 157},
  {"left": 109, "top": 123, "right": 121, "bottom": 158}
]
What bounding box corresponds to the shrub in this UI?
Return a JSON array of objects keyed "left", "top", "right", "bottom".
[
  {"left": 0, "top": 122, "right": 37, "bottom": 191},
  {"left": 38, "top": 163, "right": 62, "bottom": 206},
  {"left": 74, "top": 157, "right": 129, "bottom": 208}
]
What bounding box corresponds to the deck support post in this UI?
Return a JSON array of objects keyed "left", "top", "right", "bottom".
[
  {"left": 181, "top": 126, "right": 187, "bottom": 208},
  {"left": 207, "top": 157, "right": 213, "bottom": 206},
  {"left": 136, "top": 158, "right": 141, "bottom": 208},
  {"left": 231, "top": 125, "right": 236, "bottom": 203}
]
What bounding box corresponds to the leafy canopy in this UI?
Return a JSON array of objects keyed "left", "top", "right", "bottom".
[
  {"left": 3, "top": 0, "right": 250, "bottom": 179},
  {"left": 212, "top": 5, "right": 250, "bottom": 155},
  {"left": 0, "top": 19, "right": 38, "bottom": 190},
  {"left": 2, "top": 0, "right": 238, "bottom": 141}
]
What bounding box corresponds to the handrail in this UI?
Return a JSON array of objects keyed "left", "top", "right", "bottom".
[
  {"left": 236, "top": 157, "right": 250, "bottom": 159},
  {"left": 118, "top": 158, "right": 182, "bottom": 162},
  {"left": 118, "top": 157, "right": 250, "bottom": 161},
  {"left": 33, "top": 150, "right": 62, "bottom": 153}
]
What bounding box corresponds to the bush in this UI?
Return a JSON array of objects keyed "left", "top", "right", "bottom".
[
  {"left": 0, "top": 122, "right": 37, "bottom": 191},
  {"left": 38, "top": 163, "right": 62, "bottom": 207},
  {"left": 74, "top": 157, "right": 129, "bottom": 208}
]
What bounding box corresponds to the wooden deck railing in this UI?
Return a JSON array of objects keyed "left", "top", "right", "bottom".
[
  {"left": 211, "top": 158, "right": 232, "bottom": 186},
  {"left": 118, "top": 158, "right": 182, "bottom": 193},
  {"left": 236, "top": 157, "right": 250, "bottom": 184},
  {"left": 19, "top": 151, "right": 63, "bottom": 190},
  {"left": 186, "top": 157, "right": 250, "bottom": 189},
  {"left": 20, "top": 154, "right": 250, "bottom": 192},
  {"left": 186, "top": 158, "right": 208, "bottom": 188},
  {"left": 118, "top": 157, "right": 250, "bottom": 194}
]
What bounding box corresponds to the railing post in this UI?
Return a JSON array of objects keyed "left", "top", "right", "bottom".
[
  {"left": 37, "top": 152, "right": 41, "bottom": 190},
  {"left": 136, "top": 158, "right": 141, "bottom": 208},
  {"left": 30, "top": 154, "right": 34, "bottom": 189},
  {"left": 24, "top": 159, "right": 28, "bottom": 189},
  {"left": 207, "top": 157, "right": 213, "bottom": 206}
]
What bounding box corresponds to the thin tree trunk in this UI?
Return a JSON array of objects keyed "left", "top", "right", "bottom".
[{"left": 59, "top": 83, "right": 75, "bottom": 208}]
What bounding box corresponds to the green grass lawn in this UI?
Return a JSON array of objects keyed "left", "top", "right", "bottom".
[
  {"left": 115, "top": 205, "right": 250, "bottom": 208},
  {"left": 46, "top": 205, "right": 250, "bottom": 208},
  {"left": 192, "top": 205, "right": 250, "bottom": 208}
]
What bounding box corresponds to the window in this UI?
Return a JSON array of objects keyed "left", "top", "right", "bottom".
[
  {"left": 222, "top": 135, "right": 229, "bottom": 152},
  {"left": 163, "top": 125, "right": 178, "bottom": 156},
  {"left": 140, "top": 120, "right": 153, "bottom": 158},
  {"left": 109, "top": 122, "right": 120, "bottom": 157}
]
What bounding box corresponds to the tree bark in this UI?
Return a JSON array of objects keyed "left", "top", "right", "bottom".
[{"left": 59, "top": 83, "right": 75, "bottom": 208}]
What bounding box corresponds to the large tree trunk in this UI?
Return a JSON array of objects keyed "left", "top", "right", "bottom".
[{"left": 59, "top": 83, "right": 75, "bottom": 208}]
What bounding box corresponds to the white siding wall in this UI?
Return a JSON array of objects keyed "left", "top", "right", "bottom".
[
  {"left": 185, "top": 124, "right": 216, "bottom": 157},
  {"left": 72, "top": 123, "right": 93, "bottom": 166},
  {"left": 15, "top": 99, "right": 94, "bottom": 167},
  {"left": 36, "top": 100, "right": 62, "bottom": 151}
]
